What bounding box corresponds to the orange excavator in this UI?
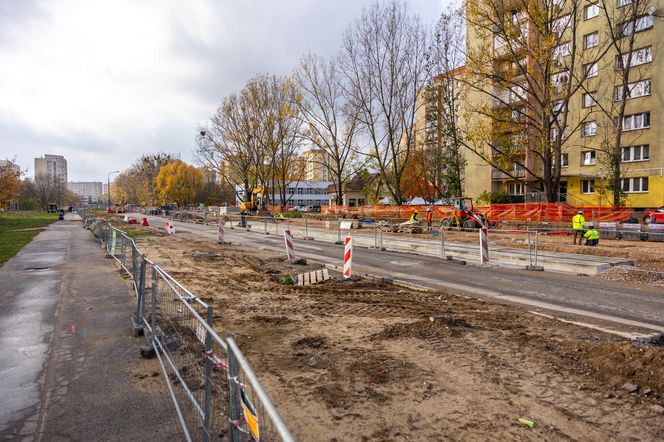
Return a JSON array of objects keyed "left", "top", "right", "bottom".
[{"left": 440, "top": 197, "right": 486, "bottom": 231}]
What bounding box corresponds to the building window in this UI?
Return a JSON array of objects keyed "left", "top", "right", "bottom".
[
  {"left": 618, "top": 0, "right": 632, "bottom": 6},
  {"left": 553, "top": 43, "right": 571, "bottom": 62},
  {"left": 551, "top": 70, "right": 570, "bottom": 91},
  {"left": 550, "top": 125, "right": 570, "bottom": 140},
  {"left": 614, "top": 79, "right": 651, "bottom": 101},
  {"left": 584, "top": 62, "right": 598, "bottom": 78},
  {"left": 581, "top": 179, "right": 595, "bottom": 194},
  {"left": 582, "top": 121, "right": 597, "bottom": 137},
  {"left": 582, "top": 92, "right": 598, "bottom": 108},
  {"left": 552, "top": 100, "right": 566, "bottom": 113},
  {"left": 561, "top": 153, "right": 569, "bottom": 167},
  {"left": 620, "top": 15, "right": 653, "bottom": 37},
  {"left": 584, "top": 3, "right": 599, "bottom": 19},
  {"left": 616, "top": 46, "right": 652, "bottom": 69},
  {"left": 581, "top": 150, "right": 597, "bottom": 165},
  {"left": 621, "top": 112, "right": 650, "bottom": 131},
  {"left": 621, "top": 145, "right": 649, "bottom": 162},
  {"left": 509, "top": 182, "right": 525, "bottom": 195},
  {"left": 620, "top": 177, "right": 648, "bottom": 192},
  {"left": 583, "top": 32, "right": 599, "bottom": 49},
  {"left": 553, "top": 15, "right": 571, "bottom": 34}
]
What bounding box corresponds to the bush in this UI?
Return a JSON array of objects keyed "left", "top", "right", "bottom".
[{"left": 476, "top": 190, "right": 511, "bottom": 204}]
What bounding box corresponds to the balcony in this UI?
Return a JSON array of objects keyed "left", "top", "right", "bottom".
[{"left": 492, "top": 167, "right": 526, "bottom": 180}]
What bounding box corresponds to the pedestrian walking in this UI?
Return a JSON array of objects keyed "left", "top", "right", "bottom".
[
  {"left": 572, "top": 210, "right": 585, "bottom": 245},
  {"left": 425, "top": 208, "right": 433, "bottom": 231}
]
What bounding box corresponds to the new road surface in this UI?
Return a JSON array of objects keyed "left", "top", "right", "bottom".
[{"left": 134, "top": 214, "right": 664, "bottom": 337}]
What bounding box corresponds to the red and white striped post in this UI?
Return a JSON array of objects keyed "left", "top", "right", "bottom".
[
  {"left": 283, "top": 229, "right": 296, "bottom": 260},
  {"left": 164, "top": 220, "right": 175, "bottom": 235},
  {"left": 217, "top": 219, "right": 226, "bottom": 243},
  {"left": 479, "top": 227, "right": 489, "bottom": 264},
  {"left": 343, "top": 236, "right": 353, "bottom": 279}
]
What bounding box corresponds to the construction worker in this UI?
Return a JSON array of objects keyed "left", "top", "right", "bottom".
[
  {"left": 584, "top": 224, "right": 599, "bottom": 246},
  {"left": 572, "top": 210, "right": 586, "bottom": 245},
  {"left": 425, "top": 208, "right": 433, "bottom": 230},
  {"left": 409, "top": 211, "right": 418, "bottom": 222}
]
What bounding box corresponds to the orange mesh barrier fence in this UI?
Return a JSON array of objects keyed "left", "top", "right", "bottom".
[{"left": 322, "top": 203, "right": 636, "bottom": 223}]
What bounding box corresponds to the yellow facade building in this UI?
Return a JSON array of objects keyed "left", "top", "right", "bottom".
[{"left": 450, "top": 0, "right": 664, "bottom": 208}]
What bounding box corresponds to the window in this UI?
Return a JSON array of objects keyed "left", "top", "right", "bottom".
[
  {"left": 584, "top": 3, "right": 599, "bottom": 19},
  {"left": 621, "top": 112, "right": 650, "bottom": 131},
  {"left": 493, "top": 34, "right": 508, "bottom": 56},
  {"left": 618, "top": 0, "right": 632, "bottom": 6},
  {"left": 582, "top": 121, "right": 597, "bottom": 137},
  {"left": 583, "top": 32, "right": 599, "bottom": 49},
  {"left": 616, "top": 47, "right": 652, "bottom": 69},
  {"left": 621, "top": 145, "right": 650, "bottom": 162},
  {"left": 582, "top": 92, "right": 598, "bottom": 108},
  {"left": 550, "top": 126, "right": 570, "bottom": 140},
  {"left": 553, "top": 15, "right": 571, "bottom": 34},
  {"left": 552, "top": 100, "right": 566, "bottom": 113},
  {"left": 620, "top": 177, "right": 648, "bottom": 192},
  {"left": 553, "top": 42, "right": 571, "bottom": 60},
  {"left": 581, "top": 179, "right": 595, "bottom": 194},
  {"left": 584, "top": 62, "right": 599, "bottom": 77},
  {"left": 615, "top": 79, "right": 651, "bottom": 100},
  {"left": 620, "top": 15, "right": 653, "bottom": 37},
  {"left": 582, "top": 150, "right": 597, "bottom": 165},
  {"left": 561, "top": 153, "right": 569, "bottom": 167},
  {"left": 509, "top": 182, "right": 525, "bottom": 195},
  {"left": 551, "top": 70, "right": 570, "bottom": 91}
]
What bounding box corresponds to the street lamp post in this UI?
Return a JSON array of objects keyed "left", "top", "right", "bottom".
[{"left": 108, "top": 170, "right": 119, "bottom": 209}]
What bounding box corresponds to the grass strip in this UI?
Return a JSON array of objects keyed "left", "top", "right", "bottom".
[{"left": 0, "top": 211, "right": 58, "bottom": 264}]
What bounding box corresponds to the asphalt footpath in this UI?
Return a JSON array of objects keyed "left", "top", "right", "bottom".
[{"left": 0, "top": 214, "right": 179, "bottom": 441}]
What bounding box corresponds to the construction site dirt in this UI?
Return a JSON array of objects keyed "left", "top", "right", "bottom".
[{"left": 120, "top": 225, "right": 664, "bottom": 441}]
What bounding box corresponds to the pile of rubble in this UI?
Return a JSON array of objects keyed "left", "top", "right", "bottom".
[{"left": 596, "top": 265, "right": 664, "bottom": 286}]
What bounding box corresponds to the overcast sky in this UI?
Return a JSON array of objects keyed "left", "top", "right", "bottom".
[{"left": 0, "top": 0, "right": 449, "bottom": 182}]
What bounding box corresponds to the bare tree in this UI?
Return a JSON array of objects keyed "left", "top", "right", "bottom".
[
  {"left": 27, "top": 173, "right": 67, "bottom": 209},
  {"left": 196, "top": 90, "right": 261, "bottom": 205},
  {"left": 464, "top": 0, "right": 613, "bottom": 202},
  {"left": 341, "top": 0, "right": 430, "bottom": 204},
  {"left": 427, "top": 5, "right": 467, "bottom": 197},
  {"left": 589, "top": 0, "right": 655, "bottom": 206},
  {"left": 294, "top": 52, "right": 360, "bottom": 205}
]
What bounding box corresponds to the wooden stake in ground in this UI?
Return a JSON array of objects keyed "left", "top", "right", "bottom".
[
  {"left": 217, "top": 219, "right": 226, "bottom": 244},
  {"left": 283, "top": 229, "right": 296, "bottom": 260}
]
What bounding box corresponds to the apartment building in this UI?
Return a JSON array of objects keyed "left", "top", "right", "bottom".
[
  {"left": 458, "top": 0, "right": 663, "bottom": 208},
  {"left": 302, "top": 149, "right": 331, "bottom": 181},
  {"left": 34, "top": 154, "right": 67, "bottom": 184},
  {"left": 68, "top": 181, "right": 103, "bottom": 203}
]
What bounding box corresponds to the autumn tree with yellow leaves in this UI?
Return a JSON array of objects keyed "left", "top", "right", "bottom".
[{"left": 154, "top": 161, "right": 204, "bottom": 206}]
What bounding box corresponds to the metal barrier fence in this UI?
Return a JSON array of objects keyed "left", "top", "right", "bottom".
[{"left": 81, "top": 214, "right": 294, "bottom": 442}]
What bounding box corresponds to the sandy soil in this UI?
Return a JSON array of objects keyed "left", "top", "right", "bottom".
[{"left": 121, "top": 225, "right": 664, "bottom": 441}]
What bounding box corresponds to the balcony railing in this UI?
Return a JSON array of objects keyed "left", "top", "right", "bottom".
[{"left": 492, "top": 167, "right": 526, "bottom": 180}]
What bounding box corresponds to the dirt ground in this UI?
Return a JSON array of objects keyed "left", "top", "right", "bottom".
[{"left": 120, "top": 224, "right": 664, "bottom": 441}]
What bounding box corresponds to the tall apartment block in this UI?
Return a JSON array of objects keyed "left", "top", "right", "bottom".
[
  {"left": 67, "top": 181, "right": 103, "bottom": 203},
  {"left": 302, "top": 149, "right": 331, "bottom": 182},
  {"left": 34, "top": 154, "right": 68, "bottom": 185},
  {"left": 433, "top": 0, "right": 664, "bottom": 208}
]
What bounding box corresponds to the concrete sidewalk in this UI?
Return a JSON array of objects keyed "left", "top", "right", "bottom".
[{"left": 0, "top": 214, "right": 178, "bottom": 441}]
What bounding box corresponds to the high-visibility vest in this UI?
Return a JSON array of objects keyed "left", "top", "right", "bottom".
[
  {"left": 584, "top": 229, "right": 599, "bottom": 240},
  {"left": 409, "top": 213, "right": 417, "bottom": 222},
  {"left": 572, "top": 214, "right": 585, "bottom": 230}
]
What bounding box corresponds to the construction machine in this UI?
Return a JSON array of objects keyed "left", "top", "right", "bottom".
[
  {"left": 439, "top": 197, "right": 486, "bottom": 231},
  {"left": 240, "top": 187, "right": 264, "bottom": 213}
]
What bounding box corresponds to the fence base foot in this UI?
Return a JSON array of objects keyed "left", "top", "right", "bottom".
[
  {"left": 140, "top": 335, "right": 179, "bottom": 359},
  {"left": 525, "top": 265, "right": 544, "bottom": 271},
  {"left": 303, "top": 236, "right": 315, "bottom": 241},
  {"left": 334, "top": 240, "right": 344, "bottom": 245},
  {"left": 370, "top": 246, "right": 386, "bottom": 251},
  {"left": 217, "top": 241, "right": 231, "bottom": 245},
  {"left": 131, "top": 316, "right": 144, "bottom": 337}
]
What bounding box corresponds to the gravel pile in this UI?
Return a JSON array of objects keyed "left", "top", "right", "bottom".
[{"left": 596, "top": 265, "right": 664, "bottom": 286}]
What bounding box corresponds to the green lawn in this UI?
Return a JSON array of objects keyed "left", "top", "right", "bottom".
[{"left": 0, "top": 211, "right": 58, "bottom": 265}]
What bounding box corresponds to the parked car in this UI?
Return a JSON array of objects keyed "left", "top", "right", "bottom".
[
  {"left": 290, "top": 205, "right": 302, "bottom": 211},
  {"left": 644, "top": 206, "right": 664, "bottom": 223},
  {"left": 300, "top": 205, "right": 314, "bottom": 212}
]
